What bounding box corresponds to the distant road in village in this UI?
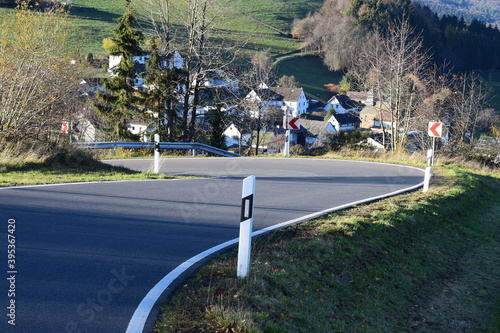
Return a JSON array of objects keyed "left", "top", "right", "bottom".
[{"left": 0, "top": 158, "right": 424, "bottom": 333}]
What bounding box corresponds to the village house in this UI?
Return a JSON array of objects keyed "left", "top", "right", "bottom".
[
  {"left": 245, "top": 86, "right": 309, "bottom": 116},
  {"left": 128, "top": 121, "right": 149, "bottom": 140},
  {"left": 79, "top": 78, "right": 104, "bottom": 96},
  {"left": 269, "top": 117, "right": 355, "bottom": 153},
  {"left": 108, "top": 51, "right": 184, "bottom": 89},
  {"left": 223, "top": 123, "right": 251, "bottom": 150},
  {"left": 297, "top": 119, "right": 336, "bottom": 149},
  {"left": 346, "top": 91, "right": 375, "bottom": 107},
  {"left": 202, "top": 70, "right": 239, "bottom": 94},
  {"left": 328, "top": 113, "right": 361, "bottom": 132},
  {"left": 324, "top": 94, "right": 364, "bottom": 114},
  {"left": 359, "top": 101, "right": 395, "bottom": 133}
]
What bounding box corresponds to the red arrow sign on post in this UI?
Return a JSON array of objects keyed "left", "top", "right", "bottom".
[
  {"left": 428, "top": 122, "right": 443, "bottom": 137},
  {"left": 288, "top": 117, "right": 300, "bottom": 130},
  {"left": 72, "top": 121, "right": 82, "bottom": 134},
  {"left": 61, "top": 122, "right": 69, "bottom": 133}
]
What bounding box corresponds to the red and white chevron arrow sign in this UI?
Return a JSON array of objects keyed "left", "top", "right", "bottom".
[
  {"left": 61, "top": 122, "right": 69, "bottom": 133},
  {"left": 288, "top": 117, "right": 300, "bottom": 130},
  {"left": 73, "top": 121, "right": 82, "bottom": 134},
  {"left": 428, "top": 121, "right": 443, "bottom": 138}
]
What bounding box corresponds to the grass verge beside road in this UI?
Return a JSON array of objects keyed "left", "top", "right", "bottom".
[
  {"left": 154, "top": 166, "right": 500, "bottom": 332},
  {"left": 0, "top": 151, "right": 173, "bottom": 187}
]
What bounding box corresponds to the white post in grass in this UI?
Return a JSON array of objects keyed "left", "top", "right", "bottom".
[
  {"left": 154, "top": 133, "right": 160, "bottom": 175},
  {"left": 237, "top": 175, "right": 256, "bottom": 278},
  {"left": 423, "top": 149, "right": 433, "bottom": 192},
  {"left": 284, "top": 130, "right": 290, "bottom": 156}
]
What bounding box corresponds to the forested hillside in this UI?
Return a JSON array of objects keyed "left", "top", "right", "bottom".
[
  {"left": 415, "top": 0, "right": 500, "bottom": 28},
  {"left": 293, "top": 0, "right": 500, "bottom": 71}
]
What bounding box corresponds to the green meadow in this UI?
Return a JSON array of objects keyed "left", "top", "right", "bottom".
[
  {"left": 276, "top": 55, "right": 344, "bottom": 102},
  {"left": 1, "top": 0, "right": 323, "bottom": 57}
]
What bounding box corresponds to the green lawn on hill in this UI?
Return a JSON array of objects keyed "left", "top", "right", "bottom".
[{"left": 0, "top": 0, "right": 323, "bottom": 57}]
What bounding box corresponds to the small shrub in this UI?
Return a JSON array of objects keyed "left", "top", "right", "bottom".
[
  {"left": 46, "top": 148, "right": 94, "bottom": 168},
  {"left": 290, "top": 144, "right": 306, "bottom": 156},
  {"left": 326, "top": 130, "right": 372, "bottom": 152}
]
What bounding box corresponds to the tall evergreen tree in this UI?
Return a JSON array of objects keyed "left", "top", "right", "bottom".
[
  {"left": 208, "top": 101, "right": 228, "bottom": 150},
  {"left": 92, "top": 0, "right": 144, "bottom": 140},
  {"left": 141, "top": 37, "right": 185, "bottom": 142}
]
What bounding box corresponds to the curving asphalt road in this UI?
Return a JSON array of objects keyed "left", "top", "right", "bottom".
[{"left": 0, "top": 157, "right": 424, "bottom": 333}]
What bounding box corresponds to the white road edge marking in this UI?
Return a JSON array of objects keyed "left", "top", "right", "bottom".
[
  {"left": 125, "top": 177, "right": 425, "bottom": 333},
  {"left": 0, "top": 178, "right": 186, "bottom": 191}
]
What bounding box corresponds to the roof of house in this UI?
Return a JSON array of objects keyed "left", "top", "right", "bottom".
[
  {"left": 254, "top": 87, "right": 304, "bottom": 102},
  {"left": 331, "top": 113, "right": 361, "bottom": 125},
  {"left": 268, "top": 134, "right": 286, "bottom": 150},
  {"left": 346, "top": 91, "right": 370, "bottom": 104},
  {"left": 360, "top": 102, "right": 393, "bottom": 122},
  {"left": 327, "top": 94, "right": 363, "bottom": 110},
  {"left": 300, "top": 119, "right": 333, "bottom": 137},
  {"left": 80, "top": 78, "right": 102, "bottom": 86}
]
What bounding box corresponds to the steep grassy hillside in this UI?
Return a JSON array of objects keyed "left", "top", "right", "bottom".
[{"left": 155, "top": 163, "right": 500, "bottom": 332}]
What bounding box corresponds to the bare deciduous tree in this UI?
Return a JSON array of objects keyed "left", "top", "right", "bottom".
[
  {"left": 353, "top": 17, "right": 432, "bottom": 151},
  {"left": 292, "top": 0, "right": 364, "bottom": 71},
  {"left": 234, "top": 51, "right": 281, "bottom": 155},
  {"left": 0, "top": 2, "right": 83, "bottom": 148},
  {"left": 136, "top": 0, "right": 245, "bottom": 142},
  {"left": 354, "top": 18, "right": 494, "bottom": 154},
  {"left": 444, "top": 72, "right": 494, "bottom": 153}
]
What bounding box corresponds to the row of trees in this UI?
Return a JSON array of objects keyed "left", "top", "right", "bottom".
[
  {"left": 93, "top": 0, "right": 251, "bottom": 143},
  {"left": 352, "top": 18, "right": 494, "bottom": 152},
  {"left": 292, "top": 0, "right": 498, "bottom": 153}
]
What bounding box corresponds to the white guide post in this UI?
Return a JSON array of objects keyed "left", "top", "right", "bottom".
[
  {"left": 423, "top": 149, "right": 433, "bottom": 192},
  {"left": 284, "top": 130, "right": 290, "bottom": 156},
  {"left": 237, "top": 175, "right": 256, "bottom": 278},
  {"left": 431, "top": 136, "right": 436, "bottom": 166},
  {"left": 154, "top": 133, "right": 160, "bottom": 175}
]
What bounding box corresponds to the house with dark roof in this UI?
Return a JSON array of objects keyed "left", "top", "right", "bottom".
[
  {"left": 268, "top": 119, "right": 336, "bottom": 152},
  {"left": 328, "top": 113, "right": 361, "bottom": 132},
  {"left": 202, "top": 70, "right": 239, "bottom": 93},
  {"left": 245, "top": 87, "right": 309, "bottom": 116},
  {"left": 298, "top": 119, "right": 336, "bottom": 148},
  {"left": 324, "top": 94, "right": 364, "bottom": 114}
]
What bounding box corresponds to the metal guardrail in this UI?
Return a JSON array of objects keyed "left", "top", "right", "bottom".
[{"left": 74, "top": 142, "right": 241, "bottom": 157}]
